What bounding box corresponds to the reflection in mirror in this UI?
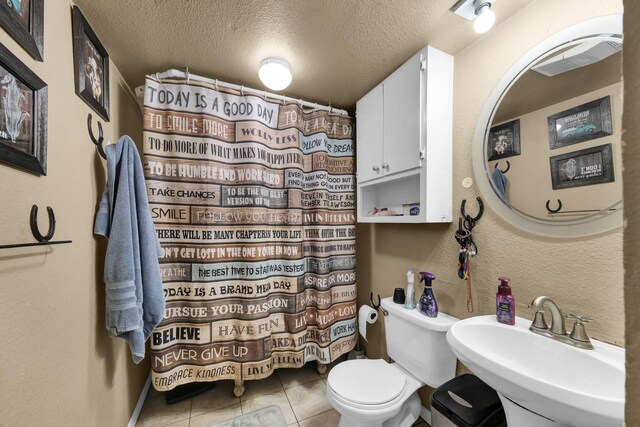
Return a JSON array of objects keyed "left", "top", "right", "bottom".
[{"left": 486, "top": 36, "right": 622, "bottom": 222}]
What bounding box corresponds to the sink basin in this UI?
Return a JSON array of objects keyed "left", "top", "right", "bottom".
[{"left": 446, "top": 315, "right": 625, "bottom": 427}]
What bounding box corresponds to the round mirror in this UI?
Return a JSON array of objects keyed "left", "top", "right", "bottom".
[{"left": 472, "top": 14, "right": 623, "bottom": 237}]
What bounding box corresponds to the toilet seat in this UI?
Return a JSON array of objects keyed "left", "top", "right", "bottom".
[{"left": 328, "top": 359, "right": 408, "bottom": 408}]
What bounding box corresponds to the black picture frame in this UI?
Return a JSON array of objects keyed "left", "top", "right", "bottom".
[
  {"left": 72, "top": 6, "right": 110, "bottom": 121},
  {"left": 488, "top": 119, "right": 520, "bottom": 161},
  {"left": 547, "top": 96, "right": 613, "bottom": 150},
  {"left": 549, "top": 143, "right": 614, "bottom": 190},
  {"left": 0, "top": 41, "right": 47, "bottom": 175},
  {"left": 0, "top": 0, "right": 44, "bottom": 61}
]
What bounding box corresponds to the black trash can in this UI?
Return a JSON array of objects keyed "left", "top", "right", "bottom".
[{"left": 431, "top": 374, "right": 506, "bottom": 427}]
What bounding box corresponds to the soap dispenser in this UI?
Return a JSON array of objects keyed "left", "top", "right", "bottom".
[
  {"left": 404, "top": 268, "right": 416, "bottom": 309},
  {"left": 496, "top": 277, "right": 515, "bottom": 325},
  {"left": 418, "top": 272, "right": 438, "bottom": 317}
]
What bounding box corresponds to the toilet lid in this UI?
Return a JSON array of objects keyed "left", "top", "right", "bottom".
[{"left": 329, "top": 359, "right": 406, "bottom": 405}]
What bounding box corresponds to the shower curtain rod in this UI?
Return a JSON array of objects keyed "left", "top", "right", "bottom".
[{"left": 148, "top": 69, "right": 350, "bottom": 116}]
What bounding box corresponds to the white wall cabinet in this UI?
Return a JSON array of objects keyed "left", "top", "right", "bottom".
[{"left": 356, "top": 45, "right": 453, "bottom": 223}]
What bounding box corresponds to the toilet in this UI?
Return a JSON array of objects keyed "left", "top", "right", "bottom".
[{"left": 326, "top": 297, "right": 458, "bottom": 427}]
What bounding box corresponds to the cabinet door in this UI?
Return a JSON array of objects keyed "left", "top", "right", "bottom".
[
  {"left": 383, "top": 51, "right": 422, "bottom": 175},
  {"left": 356, "top": 84, "right": 384, "bottom": 183}
]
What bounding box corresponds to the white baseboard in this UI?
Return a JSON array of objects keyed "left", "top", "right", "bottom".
[
  {"left": 128, "top": 371, "right": 152, "bottom": 427},
  {"left": 420, "top": 405, "right": 432, "bottom": 425}
]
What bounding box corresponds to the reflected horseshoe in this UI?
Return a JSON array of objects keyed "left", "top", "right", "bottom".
[
  {"left": 494, "top": 160, "right": 510, "bottom": 174},
  {"left": 30, "top": 205, "right": 56, "bottom": 243},
  {"left": 546, "top": 199, "right": 563, "bottom": 213}
]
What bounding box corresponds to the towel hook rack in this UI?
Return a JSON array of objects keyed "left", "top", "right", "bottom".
[
  {"left": 494, "top": 160, "right": 510, "bottom": 174},
  {"left": 0, "top": 205, "right": 72, "bottom": 250},
  {"left": 88, "top": 113, "right": 106, "bottom": 159},
  {"left": 30, "top": 205, "right": 55, "bottom": 242}
]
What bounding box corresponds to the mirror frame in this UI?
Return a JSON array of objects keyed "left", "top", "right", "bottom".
[{"left": 472, "top": 14, "right": 624, "bottom": 238}]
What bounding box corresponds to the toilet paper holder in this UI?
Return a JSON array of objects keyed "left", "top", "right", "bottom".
[{"left": 370, "top": 293, "right": 389, "bottom": 316}]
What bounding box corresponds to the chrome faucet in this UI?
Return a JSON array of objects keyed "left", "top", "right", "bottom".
[{"left": 528, "top": 296, "right": 593, "bottom": 350}]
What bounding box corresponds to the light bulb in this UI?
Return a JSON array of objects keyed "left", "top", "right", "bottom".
[
  {"left": 259, "top": 57, "right": 292, "bottom": 91},
  {"left": 473, "top": 4, "right": 495, "bottom": 34}
]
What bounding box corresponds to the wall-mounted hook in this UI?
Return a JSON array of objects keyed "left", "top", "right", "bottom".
[
  {"left": 0, "top": 205, "right": 72, "bottom": 250},
  {"left": 87, "top": 113, "right": 106, "bottom": 159},
  {"left": 494, "top": 160, "right": 510, "bottom": 174},
  {"left": 546, "top": 199, "right": 563, "bottom": 213},
  {"left": 30, "top": 204, "right": 56, "bottom": 242},
  {"left": 461, "top": 197, "right": 484, "bottom": 222},
  {"left": 370, "top": 292, "right": 389, "bottom": 316}
]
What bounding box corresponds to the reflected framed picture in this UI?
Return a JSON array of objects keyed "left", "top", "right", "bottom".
[
  {"left": 0, "top": 41, "right": 47, "bottom": 175},
  {"left": 488, "top": 119, "right": 520, "bottom": 161},
  {"left": 0, "top": 0, "right": 44, "bottom": 61},
  {"left": 547, "top": 96, "right": 613, "bottom": 149},
  {"left": 72, "top": 6, "right": 110, "bottom": 121},
  {"left": 549, "top": 143, "right": 614, "bottom": 190}
]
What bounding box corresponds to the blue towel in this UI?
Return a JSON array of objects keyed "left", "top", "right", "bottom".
[
  {"left": 492, "top": 167, "right": 508, "bottom": 202},
  {"left": 94, "top": 136, "right": 165, "bottom": 363}
]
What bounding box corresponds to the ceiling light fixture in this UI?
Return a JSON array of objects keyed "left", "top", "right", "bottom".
[
  {"left": 259, "top": 57, "right": 292, "bottom": 91},
  {"left": 473, "top": 3, "right": 495, "bottom": 33},
  {"left": 451, "top": 0, "right": 497, "bottom": 34}
]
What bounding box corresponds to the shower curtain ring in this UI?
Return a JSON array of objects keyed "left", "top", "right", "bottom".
[
  {"left": 263, "top": 90, "right": 267, "bottom": 100},
  {"left": 185, "top": 67, "right": 190, "bottom": 83},
  {"left": 282, "top": 95, "right": 286, "bottom": 106},
  {"left": 298, "top": 99, "right": 303, "bottom": 108},
  {"left": 314, "top": 103, "right": 318, "bottom": 111},
  {"left": 214, "top": 79, "right": 219, "bottom": 91},
  {"left": 329, "top": 104, "right": 333, "bottom": 114},
  {"left": 241, "top": 85, "right": 245, "bottom": 96}
]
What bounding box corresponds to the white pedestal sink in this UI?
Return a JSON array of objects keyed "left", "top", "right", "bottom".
[{"left": 446, "top": 316, "right": 625, "bottom": 427}]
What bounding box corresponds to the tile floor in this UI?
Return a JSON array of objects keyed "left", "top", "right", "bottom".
[{"left": 136, "top": 362, "right": 430, "bottom": 427}]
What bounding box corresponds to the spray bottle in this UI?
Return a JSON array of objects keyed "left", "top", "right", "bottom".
[
  {"left": 404, "top": 268, "right": 416, "bottom": 309},
  {"left": 418, "top": 272, "right": 438, "bottom": 317}
]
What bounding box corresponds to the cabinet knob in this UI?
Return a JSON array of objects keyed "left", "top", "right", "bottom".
[
  {"left": 372, "top": 165, "right": 380, "bottom": 172},
  {"left": 381, "top": 163, "right": 390, "bottom": 170}
]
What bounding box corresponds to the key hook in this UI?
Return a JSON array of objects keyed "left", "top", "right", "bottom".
[
  {"left": 461, "top": 197, "right": 484, "bottom": 222},
  {"left": 87, "top": 113, "right": 106, "bottom": 159},
  {"left": 30, "top": 205, "right": 56, "bottom": 243}
]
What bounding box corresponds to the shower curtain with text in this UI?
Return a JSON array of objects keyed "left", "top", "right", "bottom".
[{"left": 142, "top": 76, "right": 356, "bottom": 390}]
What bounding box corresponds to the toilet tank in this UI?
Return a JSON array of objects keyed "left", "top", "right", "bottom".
[{"left": 380, "top": 297, "right": 458, "bottom": 388}]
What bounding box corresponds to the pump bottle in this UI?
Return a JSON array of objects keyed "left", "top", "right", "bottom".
[
  {"left": 496, "top": 276, "right": 515, "bottom": 325},
  {"left": 418, "top": 272, "right": 438, "bottom": 317}
]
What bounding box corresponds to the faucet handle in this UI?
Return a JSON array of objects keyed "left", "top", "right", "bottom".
[
  {"left": 527, "top": 304, "right": 548, "bottom": 330},
  {"left": 565, "top": 314, "right": 593, "bottom": 323},
  {"left": 565, "top": 314, "right": 594, "bottom": 348}
]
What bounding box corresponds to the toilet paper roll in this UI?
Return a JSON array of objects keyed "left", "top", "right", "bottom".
[{"left": 358, "top": 305, "right": 378, "bottom": 341}]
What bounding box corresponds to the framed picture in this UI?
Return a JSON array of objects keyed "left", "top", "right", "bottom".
[
  {"left": 488, "top": 119, "right": 520, "bottom": 161},
  {"left": 549, "top": 143, "right": 614, "bottom": 190},
  {"left": 0, "top": 0, "right": 44, "bottom": 61},
  {"left": 547, "top": 96, "right": 613, "bottom": 149},
  {"left": 0, "top": 41, "right": 47, "bottom": 175},
  {"left": 72, "top": 6, "right": 110, "bottom": 121}
]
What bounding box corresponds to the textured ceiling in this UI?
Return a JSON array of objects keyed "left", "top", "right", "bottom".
[{"left": 73, "top": 0, "right": 531, "bottom": 110}]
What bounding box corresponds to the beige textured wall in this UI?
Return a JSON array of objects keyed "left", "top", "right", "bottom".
[
  {"left": 623, "top": 1, "right": 640, "bottom": 424},
  {"left": 0, "top": 1, "right": 148, "bottom": 426},
  {"left": 357, "top": 0, "right": 624, "bottom": 406}
]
